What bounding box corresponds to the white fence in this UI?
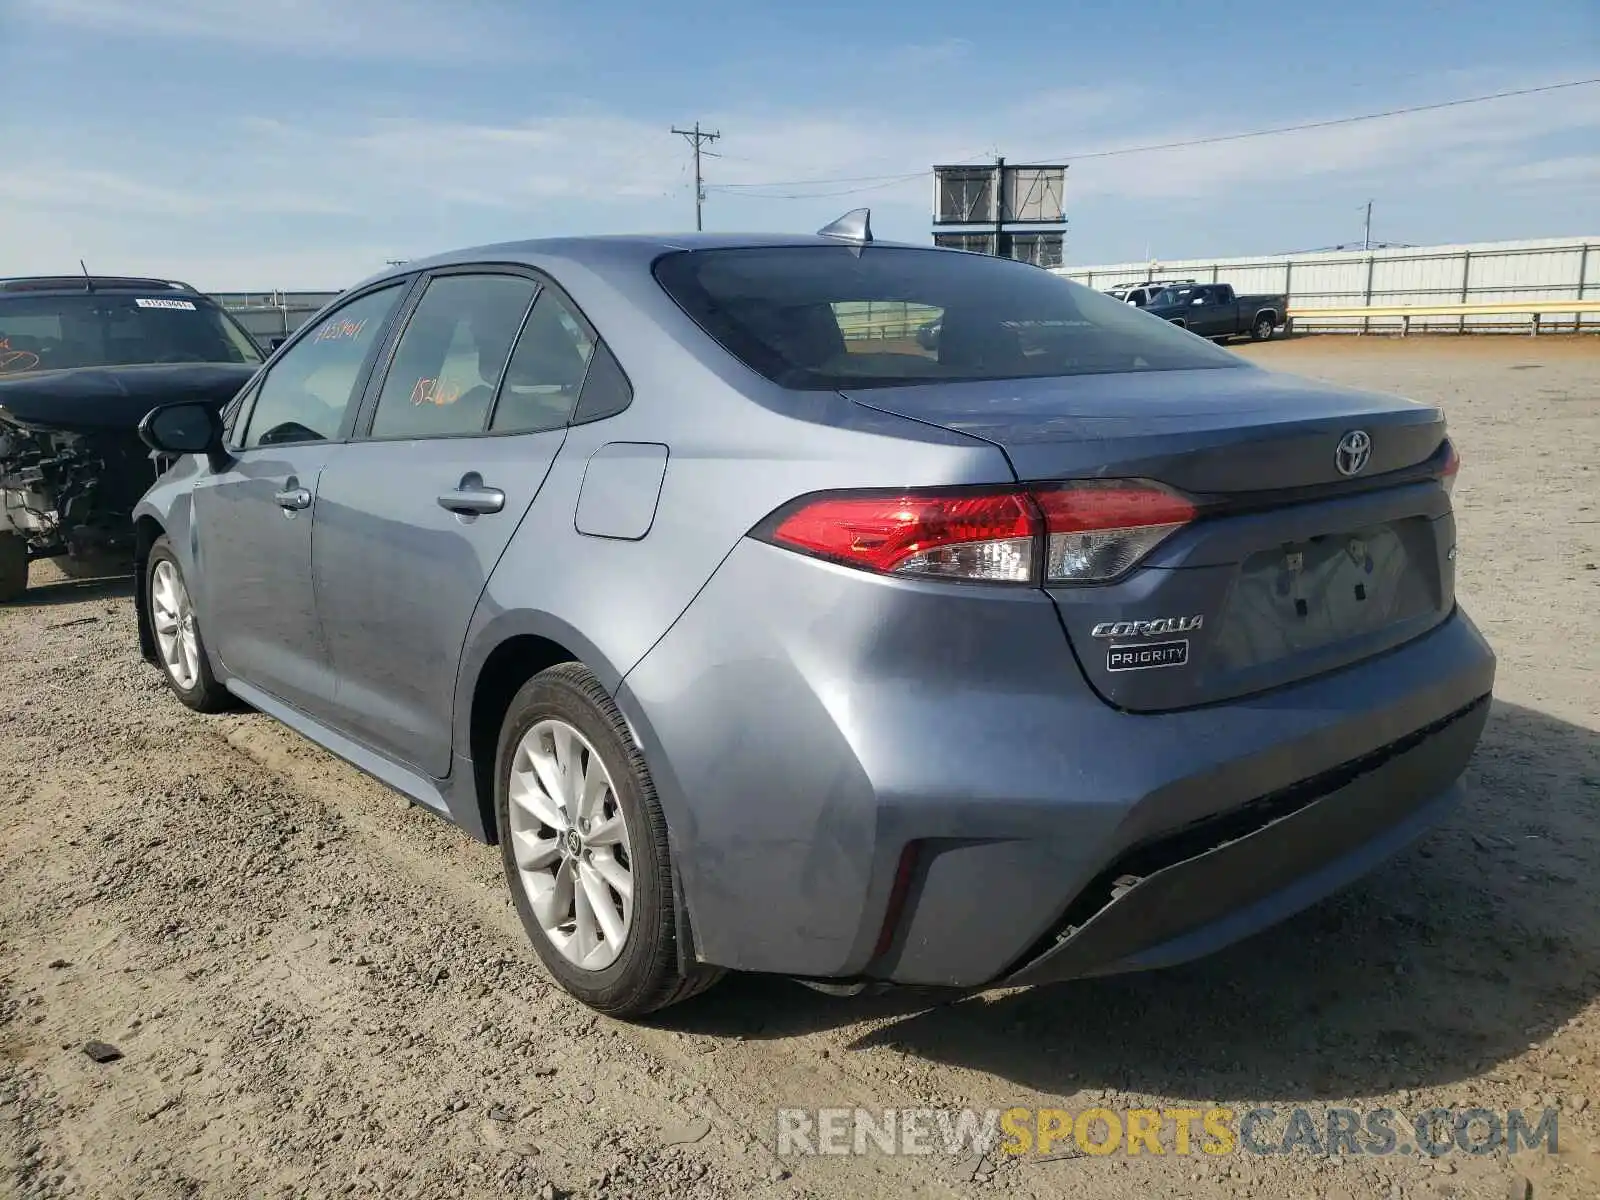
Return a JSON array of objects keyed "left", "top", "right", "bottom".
[
  {"left": 1054, "top": 237, "right": 1600, "bottom": 332},
  {"left": 211, "top": 290, "right": 340, "bottom": 342}
]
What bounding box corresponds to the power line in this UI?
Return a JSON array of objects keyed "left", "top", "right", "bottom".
[
  {"left": 706, "top": 172, "right": 929, "bottom": 201},
  {"left": 671, "top": 122, "right": 721, "bottom": 231},
  {"left": 1045, "top": 76, "right": 1600, "bottom": 163},
  {"left": 711, "top": 169, "right": 928, "bottom": 191},
  {"left": 702, "top": 76, "right": 1600, "bottom": 200},
  {"left": 708, "top": 147, "right": 996, "bottom": 190}
]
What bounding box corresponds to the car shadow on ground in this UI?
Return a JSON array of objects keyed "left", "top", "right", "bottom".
[
  {"left": 10, "top": 573, "right": 133, "bottom": 607},
  {"left": 662, "top": 700, "right": 1599, "bottom": 1103}
]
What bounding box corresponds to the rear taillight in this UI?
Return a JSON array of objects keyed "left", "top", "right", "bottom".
[
  {"left": 759, "top": 479, "right": 1193, "bottom": 585},
  {"left": 765, "top": 490, "right": 1037, "bottom": 583},
  {"left": 1440, "top": 440, "right": 1461, "bottom": 498},
  {"left": 1033, "top": 481, "right": 1196, "bottom": 583}
]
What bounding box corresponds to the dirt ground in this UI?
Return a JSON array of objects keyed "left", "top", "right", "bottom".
[{"left": 2, "top": 335, "right": 1597, "bottom": 1200}]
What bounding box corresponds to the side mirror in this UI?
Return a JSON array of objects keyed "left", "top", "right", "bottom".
[
  {"left": 139, "top": 402, "right": 230, "bottom": 472},
  {"left": 268, "top": 335, "right": 287, "bottom": 351}
]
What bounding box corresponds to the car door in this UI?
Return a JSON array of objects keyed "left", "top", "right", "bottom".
[
  {"left": 189, "top": 281, "right": 410, "bottom": 711},
  {"left": 1182, "top": 286, "right": 1219, "bottom": 335},
  {"left": 311, "top": 269, "right": 611, "bottom": 777}
]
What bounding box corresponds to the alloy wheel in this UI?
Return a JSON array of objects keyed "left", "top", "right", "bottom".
[
  {"left": 151, "top": 559, "right": 200, "bottom": 690},
  {"left": 506, "top": 718, "right": 635, "bottom": 970}
]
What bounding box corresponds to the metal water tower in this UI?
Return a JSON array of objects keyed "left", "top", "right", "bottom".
[{"left": 932, "top": 159, "right": 1067, "bottom": 266}]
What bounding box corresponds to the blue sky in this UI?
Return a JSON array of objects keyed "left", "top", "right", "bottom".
[{"left": 0, "top": 0, "right": 1595, "bottom": 290}]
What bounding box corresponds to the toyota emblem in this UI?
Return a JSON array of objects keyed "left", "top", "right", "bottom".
[{"left": 1335, "top": 429, "right": 1372, "bottom": 476}]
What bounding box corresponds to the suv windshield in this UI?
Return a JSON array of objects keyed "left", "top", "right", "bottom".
[
  {"left": 0, "top": 293, "right": 264, "bottom": 375},
  {"left": 654, "top": 246, "right": 1240, "bottom": 390}
]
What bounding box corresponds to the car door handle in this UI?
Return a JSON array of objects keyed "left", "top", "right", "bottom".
[
  {"left": 437, "top": 484, "right": 505, "bottom": 515},
  {"left": 274, "top": 486, "right": 312, "bottom": 511}
]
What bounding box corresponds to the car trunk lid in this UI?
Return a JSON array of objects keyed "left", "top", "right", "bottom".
[{"left": 844, "top": 366, "right": 1458, "bottom": 711}]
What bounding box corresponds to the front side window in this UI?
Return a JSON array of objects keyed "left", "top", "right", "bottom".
[
  {"left": 221, "top": 382, "right": 257, "bottom": 443},
  {"left": 241, "top": 284, "right": 404, "bottom": 448},
  {"left": 654, "top": 247, "right": 1241, "bottom": 391},
  {"left": 0, "top": 293, "right": 264, "bottom": 375},
  {"left": 369, "top": 274, "right": 538, "bottom": 440},
  {"left": 488, "top": 291, "right": 597, "bottom": 434}
]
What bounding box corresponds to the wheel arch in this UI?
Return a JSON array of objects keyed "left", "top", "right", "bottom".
[
  {"left": 132, "top": 514, "right": 165, "bottom": 663},
  {"left": 458, "top": 610, "right": 637, "bottom": 847},
  {"left": 457, "top": 616, "right": 710, "bottom": 980},
  {"left": 466, "top": 633, "right": 579, "bottom": 843}
]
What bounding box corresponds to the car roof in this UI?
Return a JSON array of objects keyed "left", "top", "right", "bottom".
[
  {"left": 349, "top": 231, "right": 959, "bottom": 291},
  {"left": 0, "top": 275, "right": 203, "bottom": 297}
]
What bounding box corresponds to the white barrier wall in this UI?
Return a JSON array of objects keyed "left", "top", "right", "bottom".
[{"left": 1055, "top": 237, "right": 1599, "bottom": 331}]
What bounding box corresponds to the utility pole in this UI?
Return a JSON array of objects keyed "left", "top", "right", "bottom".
[
  {"left": 1362, "top": 200, "right": 1373, "bottom": 252},
  {"left": 993, "top": 154, "right": 1006, "bottom": 260},
  {"left": 671, "top": 122, "right": 721, "bottom": 231}
]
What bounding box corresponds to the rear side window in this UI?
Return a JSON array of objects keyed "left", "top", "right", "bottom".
[
  {"left": 488, "top": 291, "right": 596, "bottom": 434},
  {"left": 571, "top": 342, "right": 631, "bottom": 424},
  {"left": 242, "top": 284, "right": 405, "bottom": 448},
  {"left": 369, "top": 274, "right": 538, "bottom": 439},
  {"left": 654, "top": 246, "right": 1240, "bottom": 390}
]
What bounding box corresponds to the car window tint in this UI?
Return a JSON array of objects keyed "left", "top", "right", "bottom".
[
  {"left": 369, "top": 274, "right": 538, "bottom": 440},
  {"left": 829, "top": 301, "right": 943, "bottom": 363},
  {"left": 488, "top": 291, "right": 596, "bottom": 434},
  {"left": 571, "top": 341, "right": 632, "bottom": 424},
  {"left": 653, "top": 247, "right": 1240, "bottom": 391},
  {"left": 242, "top": 285, "right": 404, "bottom": 448},
  {"left": 221, "top": 380, "right": 257, "bottom": 444}
]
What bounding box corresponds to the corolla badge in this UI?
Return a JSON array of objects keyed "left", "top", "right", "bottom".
[
  {"left": 1091, "top": 615, "right": 1203, "bottom": 639},
  {"left": 1335, "top": 429, "right": 1372, "bottom": 476}
]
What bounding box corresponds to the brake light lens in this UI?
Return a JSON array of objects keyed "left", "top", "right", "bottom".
[
  {"left": 761, "top": 479, "right": 1193, "bottom": 585},
  {"left": 1440, "top": 440, "right": 1461, "bottom": 498},
  {"left": 1033, "top": 481, "right": 1196, "bottom": 583},
  {"left": 766, "top": 491, "right": 1037, "bottom": 582}
]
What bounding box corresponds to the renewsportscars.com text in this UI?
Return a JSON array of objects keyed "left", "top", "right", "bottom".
[{"left": 774, "top": 1105, "right": 1559, "bottom": 1158}]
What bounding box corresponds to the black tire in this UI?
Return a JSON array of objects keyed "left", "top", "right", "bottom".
[
  {"left": 1250, "top": 313, "right": 1275, "bottom": 342},
  {"left": 146, "top": 536, "right": 232, "bottom": 712},
  {"left": 56, "top": 552, "right": 129, "bottom": 580},
  {"left": 495, "top": 663, "right": 722, "bottom": 1016},
  {"left": 0, "top": 533, "right": 26, "bottom": 603}
]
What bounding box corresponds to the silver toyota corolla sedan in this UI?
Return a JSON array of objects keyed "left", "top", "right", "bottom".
[{"left": 132, "top": 213, "right": 1494, "bottom": 1016}]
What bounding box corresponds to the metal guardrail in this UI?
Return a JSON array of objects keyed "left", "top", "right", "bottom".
[
  {"left": 831, "top": 302, "right": 937, "bottom": 341},
  {"left": 1288, "top": 299, "right": 1600, "bottom": 336}
]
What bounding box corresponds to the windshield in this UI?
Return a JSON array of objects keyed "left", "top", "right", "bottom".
[
  {"left": 654, "top": 246, "right": 1240, "bottom": 390},
  {"left": 0, "top": 293, "right": 265, "bottom": 375}
]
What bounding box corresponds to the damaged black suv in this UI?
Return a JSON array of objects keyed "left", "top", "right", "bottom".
[{"left": 0, "top": 276, "right": 266, "bottom": 600}]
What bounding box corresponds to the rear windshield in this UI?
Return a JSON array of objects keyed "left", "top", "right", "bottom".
[
  {"left": 653, "top": 246, "right": 1241, "bottom": 390},
  {"left": 0, "top": 293, "right": 264, "bottom": 375}
]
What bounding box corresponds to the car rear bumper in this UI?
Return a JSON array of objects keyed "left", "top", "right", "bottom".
[
  {"left": 997, "top": 695, "right": 1485, "bottom": 986},
  {"left": 620, "top": 538, "right": 1496, "bottom": 988}
]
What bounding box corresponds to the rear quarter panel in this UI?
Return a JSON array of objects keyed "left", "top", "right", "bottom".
[{"left": 1240, "top": 294, "right": 1287, "bottom": 319}]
